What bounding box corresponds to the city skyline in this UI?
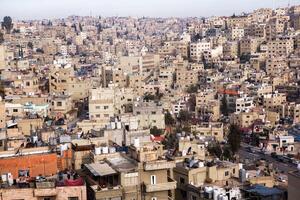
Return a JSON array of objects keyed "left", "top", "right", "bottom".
[{"left": 0, "top": 0, "right": 299, "bottom": 20}]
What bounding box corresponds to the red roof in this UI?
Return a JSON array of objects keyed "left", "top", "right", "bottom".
[{"left": 218, "top": 89, "right": 239, "bottom": 95}]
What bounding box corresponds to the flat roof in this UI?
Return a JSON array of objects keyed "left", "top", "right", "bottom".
[
  {"left": 107, "top": 156, "right": 136, "bottom": 172},
  {"left": 85, "top": 163, "right": 117, "bottom": 177}
]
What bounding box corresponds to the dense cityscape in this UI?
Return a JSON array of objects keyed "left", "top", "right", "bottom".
[{"left": 1, "top": 2, "right": 300, "bottom": 200}]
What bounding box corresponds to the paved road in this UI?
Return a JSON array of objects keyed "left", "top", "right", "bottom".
[{"left": 238, "top": 143, "right": 296, "bottom": 174}]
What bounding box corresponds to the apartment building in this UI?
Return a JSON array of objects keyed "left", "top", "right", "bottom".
[
  {"left": 0, "top": 100, "right": 6, "bottom": 129},
  {"left": 235, "top": 96, "right": 255, "bottom": 113},
  {"left": 230, "top": 27, "right": 245, "bottom": 40},
  {"left": 190, "top": 122, "right": 224, "bottom": 141},
  {"left": 159, "top": 41, "right": 189, "bottom": 59},
  {"left": 129, "top": 143, "right": 177, "bottom": 200},
  {"left": 174, "top": 160, "right": 239, "bottom": 200},
  {"left": 231, "top": 110, "right": 265, "bottom": 128},
  {"left": 267, "top": 37, "right": 294, "bottom": 57},
  {"left": 49, "top": 66, "right": 75, "bottom": 95},
  {"left": 239, "top": 37, "right": 260, "bottom": 55},
  {"left": 175, "top": 62, "right": 199, "bottom": 91},
  {"left": 89, "top": 87, "right": 115, "bottom": 122},
  {"left": 263, "top": 92, "right": 287, "bottom": 111},
  {"left": 133, "top": 101, "right": 165, "bottom": 129},
  {"left": 0, "top": 176, "right": 86, "bottom": 200},
  {"left": 190, "top": 40, "right": 211, "bottom": 61}
]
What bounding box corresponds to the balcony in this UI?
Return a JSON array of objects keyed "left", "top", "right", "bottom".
[
  {"left": 144, "top": 160, "right": 176, "bottom": 171},
  {"left": 34, "top": 188, "right": 57, "bottom": 197},
  {"left": 36, "top": 181, "right": 55, "bottom": 189},
  {"left": 92, "top": 185, "right": 123, "bottom": 199},
  {"left": 34, "top": 181, "right": 57, "bottom": 197},
  {"left": 145, "top": 178, "right": 177, "bottom": 193}
]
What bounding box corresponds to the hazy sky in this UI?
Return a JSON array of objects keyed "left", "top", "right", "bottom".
[{"left": 0, "top": 0, "right": 299, "bottom": 20}]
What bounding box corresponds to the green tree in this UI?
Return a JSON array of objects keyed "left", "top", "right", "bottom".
[
  {"left": 2, "top": 16, "right": 13, "bottom": 33},
  {"left": 186, "top": 84, "right": 198, "bottom": 94},
  {"left": 178, "top": 110, "right": 191, "bottom": 123},
  {"left": 188, "top": 94, "right": 196, "bottom": 112},
  {"left": 227, "top": 124, "right": 242, "bottom": 154},
  {"left": 27, "top": 42, "right": 33, "bottom": 49},
  {"left": 223, "top": 145, "right": 233, "bottom": 160},
  {"left": 0, "top": 31, "right": 4, "bottom": 44},
  {"left": 221, "top": 93, "right": 228, "bottom": 116},
  {"left": 165, "top": 111, "right": 175, "bottom": 125},
  {"left": 150, "top": 126, "right": 163, "bottom": 136},
  {"left": 0, "top": 81, "right": 5, "bottom": 98},
  {"left": 208, "top": 142, "right": 222, "bottom": 158},
  {"left": 79, "top": 23, "right": 83, "bottom": 32}
]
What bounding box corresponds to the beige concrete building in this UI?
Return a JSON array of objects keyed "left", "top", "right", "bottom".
[
  {"left": 239, "top": 37, "right": 260, "bottom": 55},
  {"left": 191, "top": 122, "right": 224, "bottom": 141},
  {"left": 174, "top": 160, "right": 239, "bottom": 200},
  {"left": 0, "top": 100, "right": 5, "bottom": 129},
  {"left": 265, "top": 57, "right": 288, "bottom": 76},
  {"left": 267, "top": 37, "right": 294, "bottom": 57},
  {"left": 88, "top": 87, "right": 115, "bottom": 122},
  {"left": 175, "top": 60, "right": 199, "bottom": 91},
  {"left": 133, "top": 101, "right": 165, "bottom": 129}
]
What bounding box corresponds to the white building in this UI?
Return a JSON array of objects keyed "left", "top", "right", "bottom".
[
  {"left": 190, "top": 40, "right": 211, "bottom": 61},
  {"left": 235, "top": 96, "right": 255, "bottom": 113},
  {"left": 231, "top": 27, "right": 245, "bottom": 40}
]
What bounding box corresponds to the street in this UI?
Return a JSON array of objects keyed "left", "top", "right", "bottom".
[{"left": 238, "top": 143, "right": 297, "bottom": 174}]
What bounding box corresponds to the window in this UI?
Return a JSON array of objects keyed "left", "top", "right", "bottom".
[
  {"left": 151, "top": 197, "right": 157, "bottom": 200},
  {"left": 233, "top": 168, "right": 236, "bottom": 174},
  {"left": 96, "top": 114, "right": 100, "bottom": 118},
  {"left": 192, "top": 195, "right": 197, "bottom": 200},
  {"left": 13, "top": 109, "right": 18, "bottom": 113},
  {"left": 68, "top": 198, "right": 79, "bottom": 200},
  {"left": 57, "top": 102, "right": 62, "bottom": 106},
  {"left": 225, "top": 171, "right": 229, "bottom": 176},
  {"left": 104, "top": 106, "right": 109, "bottom": 110},
  {"left": 180, "top": 177, "right": 185, "bottom": 184},
  {"left": 150, "top": 175, "right": 156, "bottom": 185},
  {"left": 96, "top": 106, "right": 100, "bottom": 109}
]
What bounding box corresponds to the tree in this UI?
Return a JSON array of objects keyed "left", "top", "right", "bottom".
[
  {"left": 227, "top": 124, "right": 242, "bottom": 154},
  {"left": 150, "top": 126, "right": 163, "bottom": 136},
  {"left": 186, "top": 84, "right": 198, "bottom": 94},
  {"left": 79, "top": 23, "right": 83, "bottom": 32},
  {"left": 165, "top": 111, "right": 175, "bottom": 126},
  {"left": 0, "top": 81, "right": 5, "bottom": 99},
  {"left": 208, "top": 142, "right": 223, "bottom": 158},
  {"left": 188, "top": 94, "right": 196, "bottom": 112},
  {"left": 220, "top": 87, "right": 229, "bottom": 116},
  {"left": 178, "top": 110, "right": 191, "bottom": 123},
  {"left": 222, "top": 146, "right": 233, "bottom": 160},
  {"left": 36, "top": 48, "right": 44, "bottom": 54},
  {"left": 0, "top": 31, "right": 4, "bottom": 44},
  {"left": 2, "top": 16, "right": 13, "bottom": 33},
  {"left": 27, "top": 42, "right": 33, "bottom": 49}
]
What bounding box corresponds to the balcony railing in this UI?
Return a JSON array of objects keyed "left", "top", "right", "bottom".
[
  {"left": 34, "top": 188, "right": 57, "bottom": 197},
  {"left": 145, "top": 178, "right": 177, "bottom": 193},
  {"left": 92, "top": 185, "right": 123, "bottom": 199},
  {"left": 144, "top": 160, "right": 176, "bottom": 171}
]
